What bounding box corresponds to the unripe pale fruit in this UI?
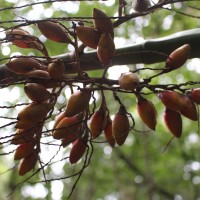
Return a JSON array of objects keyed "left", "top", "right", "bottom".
[
  {"left": 93, "top": 8, "right": 114, "bottom": 38},
  {"left": 76, "top": 26, "right": 100, "bottom": 49},
  {"left": 112, "top": 106, "right": 130, "bottom": 146},
  {"left": 69, "top": 138, "right": 87, "bottom": 164},
  {"left": 165, "top": 44, "right": 191, "bottom": 70},
  {"left": 18, "top": 152, "right": 37, "bottom": 176},
  {"left": 65, "top": 90, "right": 91, "bottom": 117},
  {"left": 14, "top": 142, "right": 35, "bottom": 160},
  {"left": 164, "top": 108, "right": 182, "bottom": 138},
  {"left": 103, "top": 117, "right": 115, "bottom": 147},
  {"left": 24, "top": 83, "right": 51, "bottom": 102},
  {"left": 137, "top": 96, "right": 157, "bottom": 130},
  {"left": 188, "top": 88, "right": 200, "bottom": 104},
  {"left": 97, "top": 33, "right": 115, "bottom": 65},
  {"left": 6, "top": 57, "right": 42, "bottom": 75},
  {"left": 53, "top": 115, "right": 82, "bottom": 139},
  {"left": 16, "top": 103, "right": 51, "bottom": 129},
  {"left": 119, "top": 72, "right": 140, "bottom": 91},
  {"left": 37, "top": 21, "right": 73, "bottom": 44},
  {"left": 158, "top": 91, "right": 186, "bottom": 112},
  {"left": 48, "top": 59, "right": 65, "bottom": 80},
  {"left": 179, "top": 95, "right": 197, "bottom": 121}
]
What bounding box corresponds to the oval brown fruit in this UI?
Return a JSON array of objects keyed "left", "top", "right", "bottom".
[
  {"left": 37, "top": 21, "right": 73, "bottom": 44},
  {"left": 112, "top": 106, "right": 130, "bottom": 146},
  {"left": 97, "top": 33, "right": 115, "bottom": 65},
  {"left": 76, "top": 26, "right": 100, "bottom": 49},
  {"left": 165, "top": 44, "right": 191, "bottom": 70},
  {"left": 137, "top": 96, "right": 157, "bottom": 130},
  {"left": 93, "top": 8, "right": 114, "bottom": 38},
  {"left": 65, "top": 90, "right": 91, "bottom": 117},
  {"left": 164, "top": 108, "right": 182, "bottom": 138},
  {"left": 69, "top": 138, "right": 87, "bottom": 164}
]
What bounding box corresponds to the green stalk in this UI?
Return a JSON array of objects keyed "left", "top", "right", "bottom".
[{"left": 1, "top": 28, "right": 200, "bottom": 81}]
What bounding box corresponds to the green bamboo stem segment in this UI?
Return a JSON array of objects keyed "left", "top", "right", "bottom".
[
  {"left": 0, "top": 28, "right": 200, "bottom": 81},
  {"left": 58, "top": 28, "right": 200, "bottom": 72}
]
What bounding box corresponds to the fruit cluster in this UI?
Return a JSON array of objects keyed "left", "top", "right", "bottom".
[
  {"left": 6, "top": 23, "right": 68, "bottom": 175},
  {"left": 3, "top": 8, "right": 198, "bottom": 177},
  {"left": 76, "top": 8, "right": 115, "bottom": 65},
  {"left": 7, "top": 57, "right": 65, "bottom": 175},
  {"left": 12, "top": 82, "right": 52, "bottom": 175}
]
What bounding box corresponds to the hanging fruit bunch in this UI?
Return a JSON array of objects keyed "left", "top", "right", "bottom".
[
  {"left": 2, "top": 4, "right": 199, "bottom": 181},
  {"left": 5, "top": 20, "right": 74, "bottom": 175},
  {"left": 12, "top": 86, "right": 52, "bottom": 175},
  {"left": 76, "top": 8, "right": 115, "bottom": 66},
  {"left": 157, "top": 44, "right": 198, "bottom": 138}
]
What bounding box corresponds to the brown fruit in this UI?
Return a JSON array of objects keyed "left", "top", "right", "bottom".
[
  {"left": 179, "top": 95, "right": 198, "bottom": 121},
  {"left": 188, "top": 88, "right": 200, "bottom": 104},
  {"left": 137, "top": 96, "right": 157, "bottom": 130},
  {"left": 27, "top": 69, "right": 50, "bottom": 78},
  {"left": 24, "top": 83, "right": 51, "bottom": 102},
  {"left": 159, "top": 91, "right": 197, "bottom": 121},
  {"left": 6, "top": 29, "right": 43, "bottom": 51},
  {"left": 112, "top": 106, "right": 130, "bottom": 146},
  {"left": 69, "top": 138, "right": 87, "bottom": 164},
  {"left": 27, "top": 70, "right": 59, "bottom": 88},
  {"left": 18, "top": 152, "right": 38, "bottom": 176},
  {"left": 6, "top": 57, "right": 42, "bottom": 75},
  {"left": 14, "top": 142, "right": 35, "bottom": 160},
  {"left": 164, "top": 108, "right": 182, "bottom": 138},
  {"left": 158, "top": 91, "right": 186, "bottom": 112},
  {"left": 93, "top": 8, "right": 114, "bottom": 38},
  {"left": 11, "top": 129, "right": 35, "bottom": 145},
  {"left": 119, "top": 72, "right": 140, "bottom": 91},
  {"left": 76, "top": 26, "right": 100, "bottom": 49},
  {"left": 165, "top": 44, "right": 191, "bottom": 70},
  {"left": 103, "top": 117, "right": 115, "bottom": 147},
  {"left": 89, "top": 110, "right": 106, "bottom": 139},
  {"left": 61, "top": 133, "right": 80, "bottom": 148},
  {"left": 65, "top": 90, "right": 91, "bottom": 117},
  {"left": 89, "top": 98, "right": 107, "bottom": 138},
  {"left": 53, "top": 111, "right": 66, "bottom": 130},
  {"left": 16, "top": 103, "right": 51, "bottom": 129},
  {"left": 53, "top": 115, "right": 82, "bottom": 139},
  {"left": 48, "top": 59, "right": 65, "bottom": 80},
  {"left": 97, "top": 33, "right": 115, "bottom": 65},
  {"left": 37, "top": 21, "right": 73, "bottom": 44},
  {"left": 6, "top": 29, "right": 30, "bottom": 48}
]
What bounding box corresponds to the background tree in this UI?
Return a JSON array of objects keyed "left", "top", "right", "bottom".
[{"left": 0, "top": 0, "right": 200, "bottom": 200}]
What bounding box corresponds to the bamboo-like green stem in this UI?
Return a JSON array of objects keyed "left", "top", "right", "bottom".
[
  {"left": 1, "top": 28, "right": 200, "bottom": 81},
  {"left": 58, "top": 28, "right": 200, "bottom": 71}
]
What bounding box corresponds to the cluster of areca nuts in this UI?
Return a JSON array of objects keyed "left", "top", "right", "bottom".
[{"left": 4, "top": 8, "right": 200, "bottom": 176}]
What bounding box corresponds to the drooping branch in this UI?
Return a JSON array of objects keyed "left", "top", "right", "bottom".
[{"left": 0, "top": 28, "right": 200, "bottom": 82}]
